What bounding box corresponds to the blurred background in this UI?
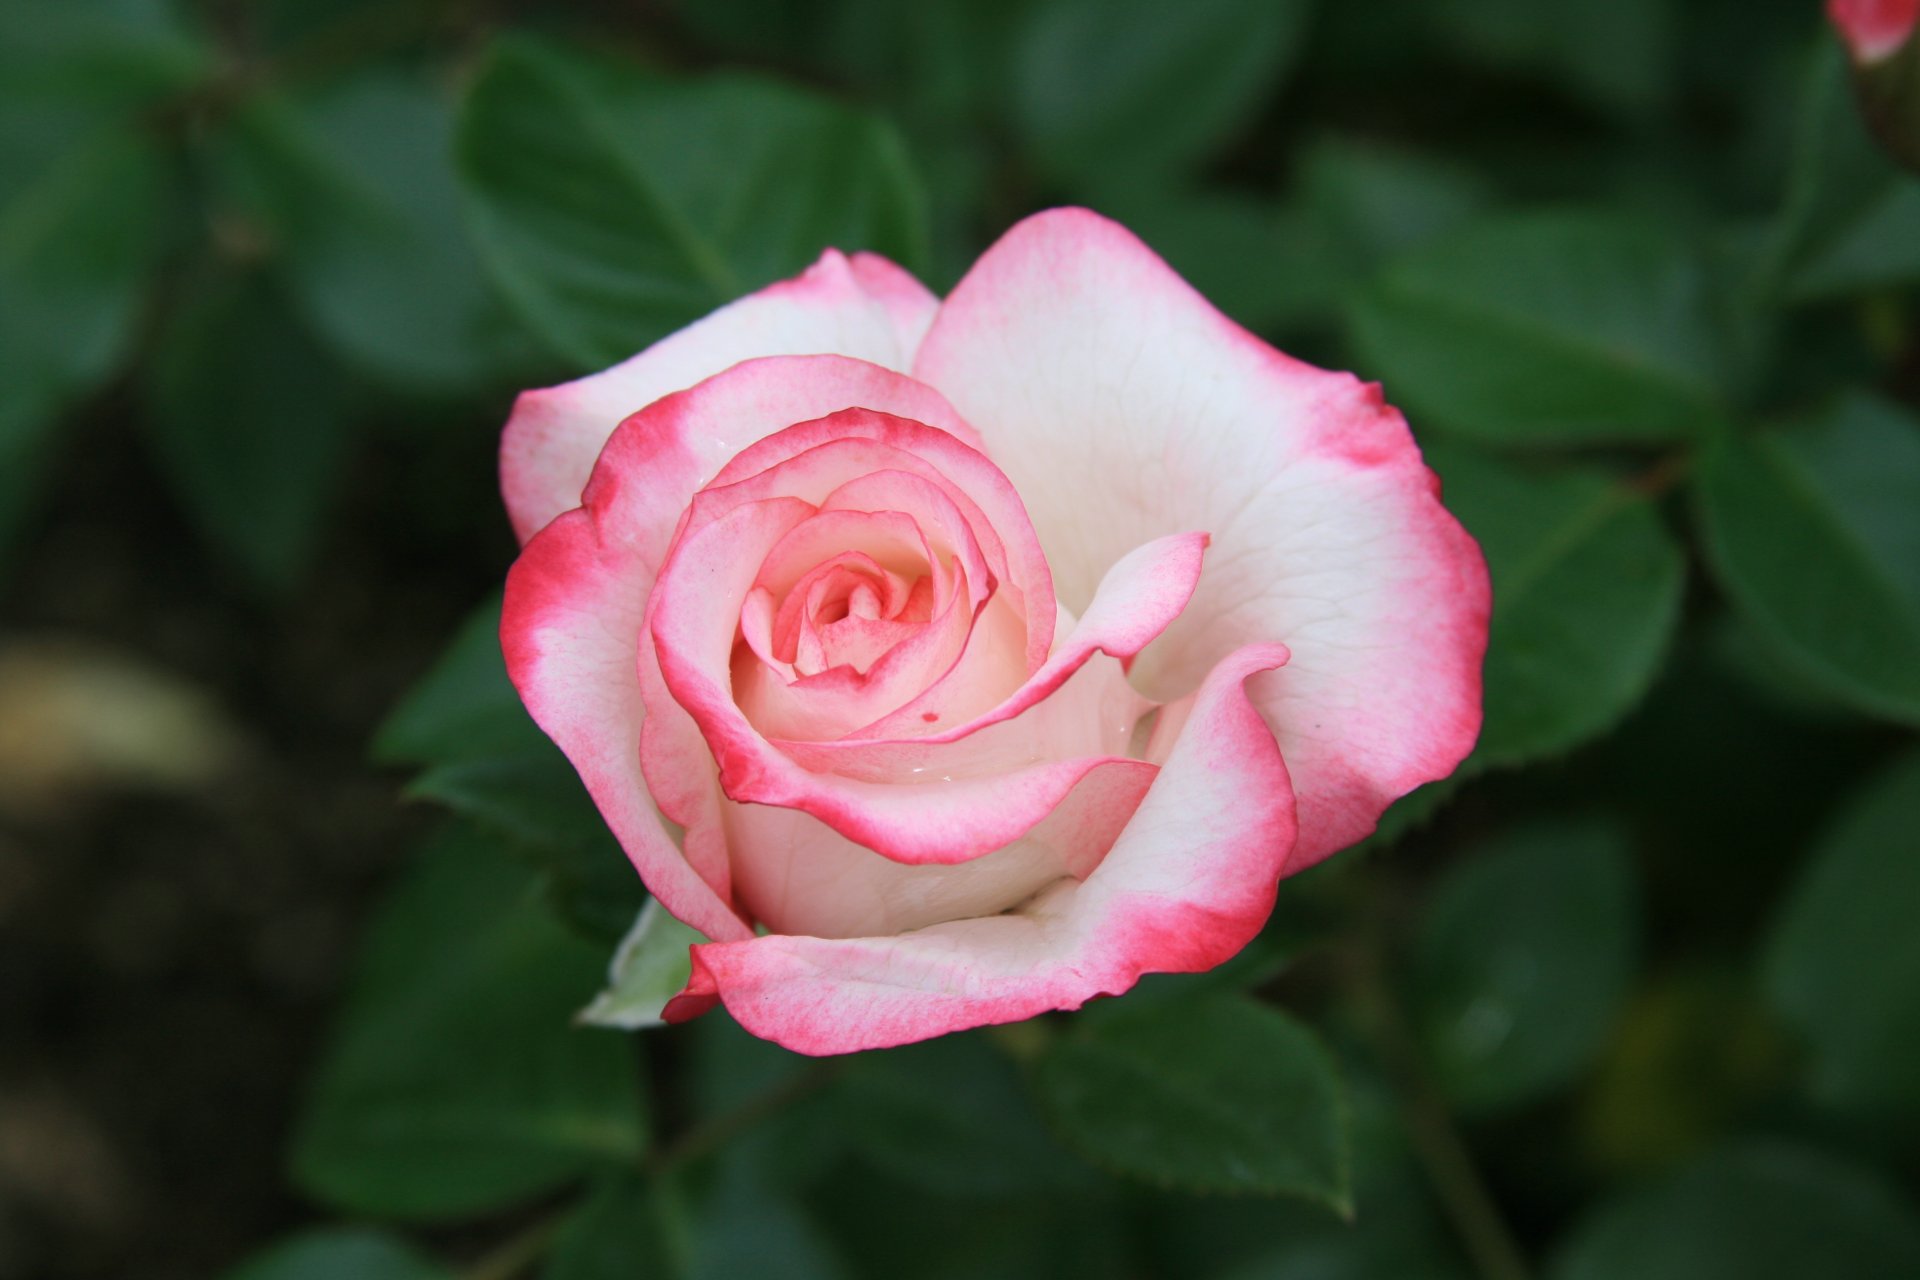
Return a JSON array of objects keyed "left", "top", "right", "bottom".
[{"left": 4, "top": 1, "right": 1920, "bottom": 1278}]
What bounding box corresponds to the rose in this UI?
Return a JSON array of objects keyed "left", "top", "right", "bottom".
[
  {"left": 1829, "top": 0, "right": 1920, "bottom": 173},
  {"left": 501, "top": 208, "right": 1488, "bottom": 1055},
  {"left": 1830, "top": 0, "right": 1919, "bottom": 63}
]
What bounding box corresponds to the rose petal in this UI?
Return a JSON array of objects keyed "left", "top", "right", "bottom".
[
  {"left": 501, "top": 506, "right": 752, "bottom": 944},
  {"left": 662, "top": 643, "right": 1296, "bottom": 1054},
  {"left": 500, "top": 242, "right": 944, "bottom": 541},
  {"left": 914, "top": 207, "right": 1488, "bottom": 868},
  {"left": 720, "top": 756, "right": 1151, "bottom": 939},
  {"left": 654, "top": 528, "right": 1199, "bottom": 865},
  {"left": 698, "top": 407, "right": 1056, "bottom": 670}
]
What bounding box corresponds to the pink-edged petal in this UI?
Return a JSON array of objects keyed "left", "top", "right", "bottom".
[
  {"left": 735, "top": 570, "right": 978, "bottom": 742},
  {"left": 842, "top": 530, "right": 1206, "bottom": 746},
  {"left": 700, "top": 409, "right": 1056, "bottom": 670},
  {"left": 720, "top": 759, "right": 1153, "bottom": 939},
  {"left": 504, "top": 337, "right": 970, "bottom": 545},
  {"left": 914, "top": 207, "right": 1488, "bottom": 869},
  {"left": 850, "top": 250, "right": 940, "bottom": 353},
  {"left": 501, "top": 507, "right": 751, "bottom": 944},
  {"left": 663, "top": 643, "right": 1296, "bottom": 1054}
]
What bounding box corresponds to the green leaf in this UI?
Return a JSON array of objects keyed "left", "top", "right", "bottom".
[
  {"left": 835, "top": 1034, "right": 1094, "bottom": 1197},
  {"left": 373, "top": 593, "right": 532, "bottom": 767},
  {"left": 0, "top": 0, "right": 201, "bottom": 565},
  {"left": 1765, "top": 751, "right": 1920, "bottom": 1120},
  {"left": 1096, "top": 188, "right": 1346, "bottom": 335},
  {"left": 690, "top": 1170, "right": 850, "bottom": 1280},
  {"left": 1350, "top": 211, "right": 1728, "bottom": 447},
  {"left": 1766, "top": 45, "right": 1920, "bottom": 302},
  {"left": 0, "top": 122, "right": 166, "bottom": 561},
  {"left": 578, "top": 897, "right": 704, "bottom": 1030},
  {"left": 1424, "top": 0, "right": 1676, "bottom": 121},
  {"left": 1695, "top": 395, "right": 1920, "bottom": 725},
  {"left": 376, "top": 596, "right": 645, "bottom": 943},
  {"left": 215, "top": 69, "right": 533, "bottom": 394},
  {"left": 145, "top": 270, "right": 352, "bottom": 592},
  {"left": 0, "top": 0, "right": 210, "bottom": 106},
  {"left": 1429, "top": 447, "right": 1686, "bottom": 767},
  {"left": 291, "top": 824, "right": 644, "bottom": 1221},
  {"left": 1551, "top": 1142, "right": 1920, "bottom": 1280},
  {"left": 457, "top": 37, "right": 928, "bottom": 370},
  {"left": 1032, "top": 994, "right": 1349, "bottom": 1206},
  {"left": 1413, "top": 818, "right": 1638, "bottom": 1112},
  {"left": 1011, "top": 0, "right": 1311, "bottom": 187},
  {"left": 223, "top": 1229, "right": 447, "bottom": 1280},
  {"left": 1298, "top": 136, "right": 1493, "bottom": 275},
  {"left": 543, "top": 1176, "right": 677, "bottom": 1280}
]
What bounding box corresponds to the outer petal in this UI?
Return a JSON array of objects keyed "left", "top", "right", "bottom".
[
  {"left": 558, "top": 355, "right": 977, "bottom": 587},
  {"left": 501, "top": 250, "right": 938, "bottom": 541},
  {"left": 913, "top": 207, "right": 1489, "bottom": 869},
  {"left": 662, "top": 643, "right": 1296, "bottom": 1054},
  {"left": 721, "top": 758, "right": 1153, "bottom": 939},
  {"left": 501, "top": 506, "right": 751, "bottom": 944}
]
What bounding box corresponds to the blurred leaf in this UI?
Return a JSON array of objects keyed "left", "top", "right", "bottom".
[
  {"left": 373, "top": 593, "right": 532, "bottom": 766},
  {"left": 1767, "top": 45, "right": 1920, "bottom": 302},
  {"left": 1551, "top": 1142, "right": 1920, "bottom": 1280},
  {"left": 1140, "top": 1061, "right": 1459, "bottom": 1280},
  {"left": 0, "top": 122, "right": 166, "bottom": 562},
  {"left": 145, "top": 270, "right": 351, "bottom": 592},
  {"left": 216, "top": 68, "right": 531, "bottom": 394},
  {"left": 682, "top": 1016, "right": 849, "bottom": 1190},
  {"left": 404, "top": 749, "right": 645, "bottom": 946},
  {"left": 1426, "top": 0, "right": 1676, "bottom": 121},
  {"left": 1695, "top": 395, "right": 1920, "bottom": 725},
  {"left": 822, "top": 1184, "right": 1133, "bottom": 1280},
  {"left": 1430, "top": 447, "right": 1685, "bottom": 767},
  {"left": 376, "top": 594, "right": 644, "bottom": 943},
  {"left": 1765, "top": 751, "right": 1920, "bottom": 1120},
  {"left": 1350, "top": 211, "right": 1728, "bottom": 447},
  {"left": 1033, "top": 994, "right": 1349, "bottom": 1206},
  {"left": 543, "top": 1175, "right": 677, "bottom": 1280},
  {"left": 1011, "top": 0, "right": 1310, "bottom": 188},
  {"left": 457, "top": 37, "right": 927, "bottom": 370},
  {"left": 689, "top": 1170, "right": 850, "bottom": 1280},
  {"left": 1414, "top": 818, "right": 1638, "bottom": 1112},
  {"left": 1221, "top": 1239, "right": 1469, "bottom": 1280},
  {"left": 835, "top": 1034, "right": 1094, "bottom": 1197},
  {"left": 292, "top": 824, "right": 644, "bottom": 1221},
  {"left": 0, "top": 0, "right": 209, "bottom": 105},
  {"left": 1100, "top": 188, "right": 1344, "bottom": 335},
  {"left": 578, "top": 897, "right": 703, "bottom": 1030},
  {"left": 1580, "top": 967, "right": 1794, "bottom": 1175},
  {"left": 252, "top": 0, "right": 430, "bottom": 54},
  {"left": 1300, "top": 137, "right": 1493, "bottom": 273},
  {"left": 223, "top": 1228, "right": 447, "bottom": 1280}
]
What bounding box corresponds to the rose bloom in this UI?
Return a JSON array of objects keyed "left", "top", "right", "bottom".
[
  {"left": 501, "top": 209, "right": 1489, "bottom": 1055},
  {"left": 1829, "top": 0, "right": 1919, "bottom": 62}
]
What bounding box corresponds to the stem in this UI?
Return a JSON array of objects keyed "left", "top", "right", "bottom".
[
  {"left": 1358, "top": 955, "right": 1532, "bottom": 1280},
  {"left": 460, "top": 1210, "right": 568, "bottom": 1280},
  {"left": 643, "top": 1059, "right": 845, "bottom": 1179}
]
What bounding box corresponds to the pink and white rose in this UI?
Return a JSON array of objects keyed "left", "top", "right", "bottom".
[{"left": 500, "top": 208, "right": 1489, "bottom": 1055}]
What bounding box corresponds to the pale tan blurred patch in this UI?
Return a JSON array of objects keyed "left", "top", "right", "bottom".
[{"left": 0, "top": 640, "right": 247, "bottom": 822}]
